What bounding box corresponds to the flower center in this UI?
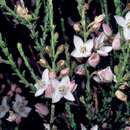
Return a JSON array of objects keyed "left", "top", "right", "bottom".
[
  {"left": 80, "top": 46, "right": 86, "bottom": 54},
  {"left": 59, "top": 86, "right": 67, "bottom": 95}
]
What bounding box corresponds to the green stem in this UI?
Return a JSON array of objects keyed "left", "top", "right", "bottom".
[
  {"left": 17, "top": 43, "right": 38, "bottom": 82},
  {"left": 0, "top": 38, "right": 32, "bottom": 88}
]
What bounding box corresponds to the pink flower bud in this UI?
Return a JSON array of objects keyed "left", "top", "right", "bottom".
[
  {"left": 35, "top": 103, "right": 49, "bottom": 116},
  {"left": 60, "top": 68, "right": 69, "bottom": 76},
  {"left": 93, "top": 67, "right": 115, "bottom": 83},
  {"left": 112, "top": 33, "right": 121, "bottom": 50},
  {"left": 103, "top": 23, "right": 112, "bottom": 36},
  {"left": 15, "top": 87, "right": 22, "bottom": 94},
  {"left": 75, "top": 65, "right": 85, "bottom": 76},
  {"left": 87, "top": 53, "right": 100, "bottom": 68}
]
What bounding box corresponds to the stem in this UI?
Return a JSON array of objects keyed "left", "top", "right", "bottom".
[
  {"left": 103, "top": 0, "right": 109, "bottom": 24},
  {"left": 17, "top": 43, "right": 38, "bottom": 82},
  {"left": 0, "top": 37, "right": 33, "bottom": 88}
]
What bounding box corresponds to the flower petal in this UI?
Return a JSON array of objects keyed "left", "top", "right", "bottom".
[
  {"left": 114, "top": 16, "right": 126, "bottom": 27},
  {"left": 42, "top": 69, "right": 49, "bottom": 83},
  {"left": 64, "top": 92, "right": 75, "bottom": 101},
  {"left": 35, "top": 88, "right": 46, "bottom": 97},
  {"left": 85, "top": 39, "right": 94, "bottom": 51},
  {"left": 19, "top": 107, "right": 31, "bottom": 118},
  {"left": 73, "top": 35, "right": 83, "bottom": 49},
  {"left": 60, "top": 76, "right": 70, "bottom": 86},
  {"left": 96, "top": 33, "right": 105, "bottom": 46},
  {"left": 71, "top": 49, "right": 82, "bottom": 58},
  {"left": 52, "top": 90, "right": 62, "bottom": 103},
  {"left": 97, "top": 46, "right": 112, "bottom": 56},
  {"left": 112, "top": 33, "right": 121, "bottom": 50},
  {"left": 125, "top": 11, "right": 130, "bottom": 21},
  {"left": 123, "top": 27, "right": 130, "bottom": 40},
  {"left": 102, "top": 23, "right": 112, "bottom": 36}
]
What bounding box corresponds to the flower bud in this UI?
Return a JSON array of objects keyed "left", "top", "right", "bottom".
[
  {"left": 93, "top": 67, "right": 115, "bottom": 83},
  {"left": 37, "top": 59, "right": 48, "bottom": 67},
  {"left": 44, "top": 46, "right": 51, "bottom": 56},
  {"left": 112, "top": 33, "right": 121, "bottom": 50},
  {"left": 73, "top": 23, "right": 80, "bottom": 32},
  {"left": 87, "top": 53, "right": 100, "bottom": 68},
  {"left": 115, "top": 90, "right": 127, "bottom": 102},
  {"left": 60, "top": 68, "right": 69, "bottom": 76},
  {"left": 56, "top": 44, "right": 64, "bottom": 56},
  {"left": 103, "top": 23, "right": 112, "bottom": 36},
  {"left": 57, "top": 60, "right": 65, "bottom": 68}
]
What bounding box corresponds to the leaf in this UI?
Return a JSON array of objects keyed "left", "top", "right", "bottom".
[{"left": 0, "top": 0, "right": 6, "bottom": 5}]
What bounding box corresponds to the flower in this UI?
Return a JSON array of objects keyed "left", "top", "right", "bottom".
[
  {"left": 52, "top": 76, "right": 77, "bottom": 103},
  {"left": 34, "top": 69, "right": 50, "bottom": 97},
  {"left": 102, "top": 23, "right": 112, "bottom": 37},
  {"left": 93, "top": 67, "right": 116, "bottom": 83},
  {"left": 80, "top": 124, "right": 87, "bottom": 130},
  {"left": 90, "top": 125, "right": 98, "bottom": 130},
  {"left": 94, "top": 33, "right": 112, "bottom": 57},
  {"left": 125, "top": 126, "right": 130, "bottom": 130},
  {"left": 13, "top": 94, "right": 31, "bottom": 118},
  {"left": 35, "top": 103, "right": 49, "bottom": 116},
  {"left": 71, "top": 35, "right": 93, "bottom": 58},
  {"left": 112, "top": 33, "right": 121, "bottom": 50},
  {"left": 0, "top": 96, "right": 10, "bottom": 118},
  {"left": 87, "top": 52, "right": 100, "bottom": 68},
  {"left": 114, "top": 11, "right": 130, "bottom": 40}
]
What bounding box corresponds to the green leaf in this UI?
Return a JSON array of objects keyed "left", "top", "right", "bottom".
[{"left": 0, "top": 0, "right": 6, "bottom": 5}]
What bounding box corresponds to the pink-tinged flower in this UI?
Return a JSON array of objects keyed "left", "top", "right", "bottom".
[
  {"left": 60, "top": 68, "right": 70, "bottom": 76},
  {"left": 45, "top": 85, "right": 54, "bottom": 98},
  {"left": 90, "top": 125, "right": 98, "bottom": 130},
  {"left": 94, "top": 33, "right": 112, "bottom": 57},
  {"left": 112, "top": 33, "right": 121, "bottom": 50},
  {"left": 75, "top": 65, "right": 85, "bottom": 75},
  {"left": 87, "top": 52, "right": 100, "bottom": 68},
  {"left": 71, "top": 35, "right": 93, "bottom": 58},
  {"left": 80, "top": 124, "right": 87, "bottom": 130},
  {"left": 34, "top": 69, "right": 50, "bottom": 97},
  {"left": 125, "top": 126, "right": 130, "bottom": 130},
  {"left": 52, "top": 76, "right": 77, "bottom": 103},
  {"left": 93, "top": 67, "right": 116, "bottom": 83},
  {"left": 6, "top": 111, "right": 17, "bottom": 122},
  {"left": 35, "top": 103, "right": 49, "bottom": 116},
  {"left": 13, "top": 94, "right": 31, "bottom": 118},
  {"left": 103, "top": 23, "right": 112, "bottom": 37},
  {"left": 114, "top": 11, "right": 130, "bottom": 40}
]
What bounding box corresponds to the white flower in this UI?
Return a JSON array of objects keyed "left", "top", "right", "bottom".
[
  {"left": 34, "top": 69, "right": 50, "bottom": 97},
  {"left": 13, "top": 94, "right": 31, "bottom": 118},
  {"left": 115, "top": 11, "right": 130, "bottom": 40},
  {"left": 90, "top": 125, "right": 98, "bottom": 130},
  {"left": 71, "top": 35, "right": 93, "bottom": 58},
  {"left": 94, "top": 33, "right": 112, "bottom": 56},
  {"left": 52, "top": 76, "right": 76, "bottom": 103}
]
